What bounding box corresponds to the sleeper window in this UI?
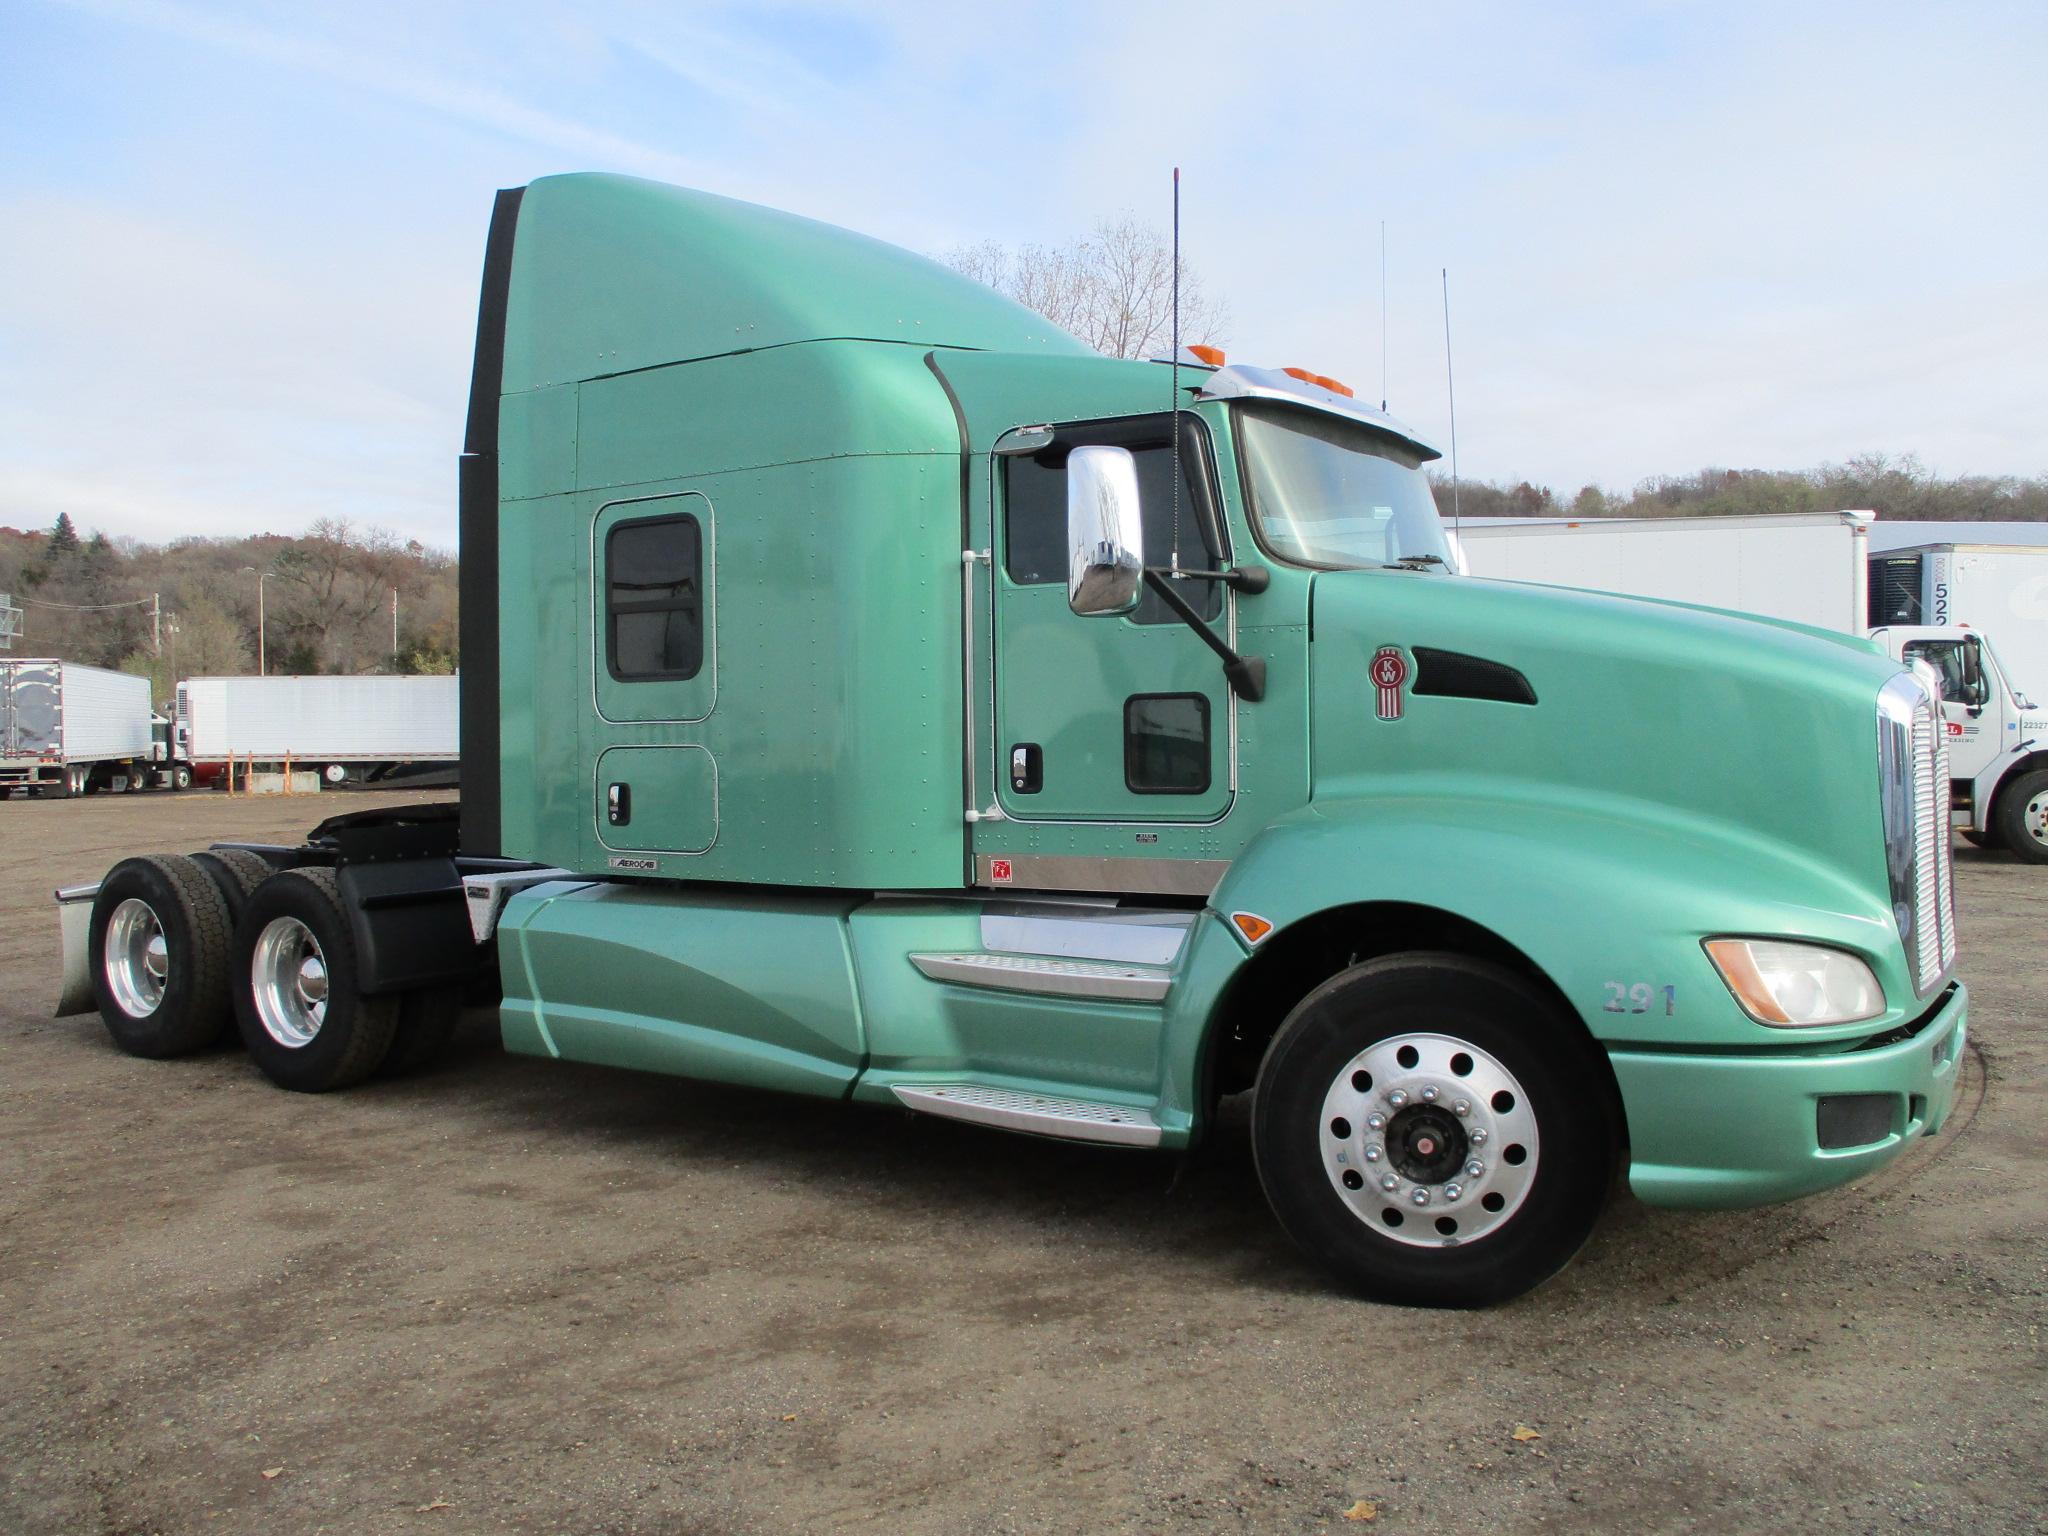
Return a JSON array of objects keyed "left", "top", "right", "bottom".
[{"left": 607, "top": 515, "right": 703, "bottom": 681}]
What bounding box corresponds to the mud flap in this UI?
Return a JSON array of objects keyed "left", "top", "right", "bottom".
[{"left": 54, "top": 883, "right": 100, "bottom": 1016}]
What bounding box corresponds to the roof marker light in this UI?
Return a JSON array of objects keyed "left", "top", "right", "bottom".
[
  {"left": 1281, "top": 366, "right": 1356, "bottom": 399},
  {"left": 1188, "top": 344, "right": 1227, "bottom": 367}
]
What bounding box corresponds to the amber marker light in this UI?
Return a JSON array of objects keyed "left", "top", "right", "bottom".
[
  {"left": 1281, "top": 366, "right": 1356, "bottom": 399},
  {"left": 1188, "top": 344, "right": 1227, "bottom": 366},
  {"left": 1703, "top": 938, "right": 1791, "bottom": 1024},
  {"left": 1231, "top": 912, "right": 1275, "bottom": 944}
]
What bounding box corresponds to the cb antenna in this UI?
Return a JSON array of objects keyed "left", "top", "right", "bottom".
[
  {"left": 1441, "top": 266, "right": 1461, "bottom": 539},
  {"left": 1380, "top": 220, "right": 1388, "bottom": 412},
  {"left": 1169, "top": 166, "right": 1182, "bottom": 577}
]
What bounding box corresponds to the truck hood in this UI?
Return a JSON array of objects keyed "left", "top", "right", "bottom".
[{"left": 1306, "top": 569, "right": 1902, "bottom": 896}]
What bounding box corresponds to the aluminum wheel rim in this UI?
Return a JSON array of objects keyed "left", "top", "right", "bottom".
[
  {"left": 104, "top": 898, "right": 168, "bottom": 1019},
  {"left": 2025, "top": 791, "right": 2048, "bottom": 849},
  {"left": 252, "top": 916, "right": 329, "bottom": 1049},
  {"left": 1319, "top": 1031, "right": 1541, "bottom": 1248}
]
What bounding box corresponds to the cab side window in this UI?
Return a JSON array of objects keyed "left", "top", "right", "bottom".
[
  {"left": 1002, "top": 419, "right": 1223, "bottom": 624},
  {"left": 1904, "top": 639, "right": 1984, "bottom": 708},
  {"left": 606, "top": 514, "right": 703, "bottom": 681}
]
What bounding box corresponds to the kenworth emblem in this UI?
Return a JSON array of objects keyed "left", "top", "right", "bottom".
[{"left": 1371, "top": 646, "right": 1409, "bottom": 721}]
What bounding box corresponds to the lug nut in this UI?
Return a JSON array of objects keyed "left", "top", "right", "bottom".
[
  {"left": 1379, "top": 1174, "right": 1398, "bottom": 1192},
  {"left": 1452, "top": 1099, "right": 1471, "bottom": 1117},
  {"left": 1465, "top": 1159, "right": 1485, "bottom": 1179},
  {"left": 1387, "top": 1089, "right": 1409, "bottom": 1108},
  {"left": 1363, "top": 1144, "right": 1383, "bottom": 1163},
  {"left": 1365, "top": 1112, "right": 1386, "bottom": 1131},
  {"left": 1420, "top": 1085, "right": 1439, "bottom": 1103},
  {"left": 1410, "top": 1188, "right": 1430, "bottom": 1207},
  {"left": 1443, "top": 1182, "right": 1463, "bottom": 1202},
  {"left": 1469, "top": 1128, "right": 1489, "bottom": 1145}
]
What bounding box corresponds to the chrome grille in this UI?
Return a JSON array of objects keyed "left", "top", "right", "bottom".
[{"left": 1879, "top": 673, "right": 1956, "bottom": 996}]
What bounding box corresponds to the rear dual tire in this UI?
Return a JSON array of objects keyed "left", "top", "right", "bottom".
[
  {"left": 232, "top": 867, "right": 397, "bottom": 1092},
  {"left": 90, "top": 855, "right": 235, "bottom": 1057}
]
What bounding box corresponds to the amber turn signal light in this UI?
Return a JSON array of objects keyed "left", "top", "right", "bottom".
[{"left": 1231, "top": 912, "right": 1274, "bottom": 944}]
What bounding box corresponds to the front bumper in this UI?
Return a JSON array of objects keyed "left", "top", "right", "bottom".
[{"left": 1611, "top": 982, "right": 1966, "bottom": 1208}]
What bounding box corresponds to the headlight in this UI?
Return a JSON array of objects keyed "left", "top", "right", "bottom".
[{"left": 1703, "top": 938, "right": 1885, "bottom": 1027}]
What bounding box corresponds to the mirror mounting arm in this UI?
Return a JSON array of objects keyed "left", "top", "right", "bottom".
[
  {"left": 1160, "top": 563, "right": 1271, "bottom": 594},
  {"left": 1142, "top": 569, "right": 1266, "bottom": 702}
]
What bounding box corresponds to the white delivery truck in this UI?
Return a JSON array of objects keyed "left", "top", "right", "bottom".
[
  {"left": 175, "top": 674, "right": 459, "bottom": 788},
  {"left": 1866, "top": 625, "right": 2048, "bottom": 862},
  {"left": 0, "top": 659, "right": 178, "bottom": 797},
  {"left": 1868, "top": 544, "right": 2048, "bottom": 699},
  {"left": 1457, "top": 511, "right": 1873, "bottom": 629}
]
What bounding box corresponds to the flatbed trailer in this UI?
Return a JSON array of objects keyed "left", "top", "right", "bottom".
[{"left": 56, "top": 175, "right": 1966, "bottom": 1307}]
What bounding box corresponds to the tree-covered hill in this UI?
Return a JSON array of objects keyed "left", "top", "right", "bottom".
[{"left": 0, "top": 517, "right": 457, "bottom": 706}]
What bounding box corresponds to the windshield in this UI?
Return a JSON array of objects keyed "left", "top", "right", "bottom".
[{"left": 1236, "top": 402, "right": 1450, "bottom": 570}]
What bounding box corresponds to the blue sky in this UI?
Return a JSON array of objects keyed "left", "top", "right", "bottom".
[{"left": 3, "top": 0, "right": 2044, "bottom": 547}]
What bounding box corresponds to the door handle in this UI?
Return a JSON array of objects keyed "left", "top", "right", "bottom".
[
  {"left": 1010, "top": 743, "right": 1042, "bottom": 794},
  {"left": 607, "top": 782, "right": 631, "bottom": 826}
]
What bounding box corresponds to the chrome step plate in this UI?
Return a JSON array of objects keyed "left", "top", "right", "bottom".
[
  {"left": 891, "top": 1084, "right": 1163, "bottom": 1148},
  {"left": 908, "top": 950, "right": 1171, "bottom": 1002}
]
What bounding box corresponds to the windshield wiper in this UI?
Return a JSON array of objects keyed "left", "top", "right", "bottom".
[{"left": 1390, "top": 554, "right": 1446, "bottom": 570}]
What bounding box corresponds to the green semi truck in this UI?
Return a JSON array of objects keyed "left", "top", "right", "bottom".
[{"left": 56, "top": 175, "right": 1966, "bottom": 1306}]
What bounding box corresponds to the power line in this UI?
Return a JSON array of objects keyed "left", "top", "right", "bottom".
[{"left": 17, "top": 594, "right": 157, "bottom": 611}]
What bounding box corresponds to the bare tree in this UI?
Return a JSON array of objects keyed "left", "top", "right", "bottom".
[{"left": 946, "top": 216, "right": 1229, "bottom": 360}]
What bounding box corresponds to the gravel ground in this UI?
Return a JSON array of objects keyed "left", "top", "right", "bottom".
[{"left": 0, "top": 788, "right": 2041, "bottom": 1534}]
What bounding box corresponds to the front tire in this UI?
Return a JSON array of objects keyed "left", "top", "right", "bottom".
[
  {"left": 1992, "top": 768, "right": 2048, "bottom": 864},
  {"left": 1252, "top": 953, "right": 1618, "bottom": 1308},
  {"left": 232, "top": 867, "right": 398, "bottom": 1092},
  {"left": 89, "top": 855, "right": 234, "bottom": 1057}
]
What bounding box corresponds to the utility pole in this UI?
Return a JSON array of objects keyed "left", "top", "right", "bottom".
[
  {"left": 151, "top": 592, "right": 161, "bottom": 655},
  {"left": 391, "top": 588, "right": 399, "bottom": 664}
]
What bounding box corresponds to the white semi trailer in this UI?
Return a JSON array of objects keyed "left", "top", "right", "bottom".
[
  {"left": 0, "top": 659, "right": 180, "bottom": 797},
  {"left": 175, "top": 674, "right": 459, "bottom": 788},
  {"left": 1457, "top": 511, "right": 1873, "bottom": 630}
]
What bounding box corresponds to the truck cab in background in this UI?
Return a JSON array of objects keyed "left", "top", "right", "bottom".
[
  {"left": 57, "top": 174, "right": 1969, "bottom": 1308},
  {"left": 1870, "top": 625, "right": 2048, "bottom": 861}
]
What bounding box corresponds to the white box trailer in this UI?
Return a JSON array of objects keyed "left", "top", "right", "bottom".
[
  {"left": 1457, "top": 512, "right": 1873, "bottom": 631},
  {"left": 0, "top": 659, "right": 158, "bottom": 797},
  {"left": 175, "top": 674, "right": 459, "bottom": 787},
  {"left": 1868, "top": 543, "right": 2048, "bottom": 699}
]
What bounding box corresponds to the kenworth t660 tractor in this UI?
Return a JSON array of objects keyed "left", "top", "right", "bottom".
[{"left": 57, "top": 175, "right": 1965, "bottom": 1306}]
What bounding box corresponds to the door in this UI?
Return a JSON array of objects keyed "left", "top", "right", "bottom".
[
  {"left": 590, "top": 492, "right": 720, "bottom": 857},
  {"left": 1904, "top": 636, "right": 2000, "bottom": 779},
  {"left": 992, "top": 413, "right": 1235, "bottom": 823}
]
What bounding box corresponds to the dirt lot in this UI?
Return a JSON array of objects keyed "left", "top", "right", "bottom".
[{"left": 0, "top": 789, "right": 2041, "bottom": 1535}]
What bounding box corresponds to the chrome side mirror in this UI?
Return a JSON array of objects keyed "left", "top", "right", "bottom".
[{"left": 1066, "top": 445, "right": 1144, "bottom": 617}]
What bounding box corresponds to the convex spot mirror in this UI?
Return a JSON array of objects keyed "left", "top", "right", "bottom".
[{"left": 1066, "top": 444, "right": 1144, "bottom": 617}]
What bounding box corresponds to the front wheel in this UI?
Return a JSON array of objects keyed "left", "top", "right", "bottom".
[
  {"left": 1252, "top": 953, "right": 1619, "bottom": 1308},
  {"left": 1992, "top": 768, "right": 2048, "bottom": 865}
]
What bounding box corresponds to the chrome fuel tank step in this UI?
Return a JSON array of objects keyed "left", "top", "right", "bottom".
[
  {"left": 905, "top": 898, "right": 1194, "bottom": 1002},
  {"left": 908, "top": 951, "right": 1172, "bottom": 1001}
]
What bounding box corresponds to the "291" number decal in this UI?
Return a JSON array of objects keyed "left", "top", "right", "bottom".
[{"left": 1603, "top": 981, "right": 1676, "bottom": 1015}]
